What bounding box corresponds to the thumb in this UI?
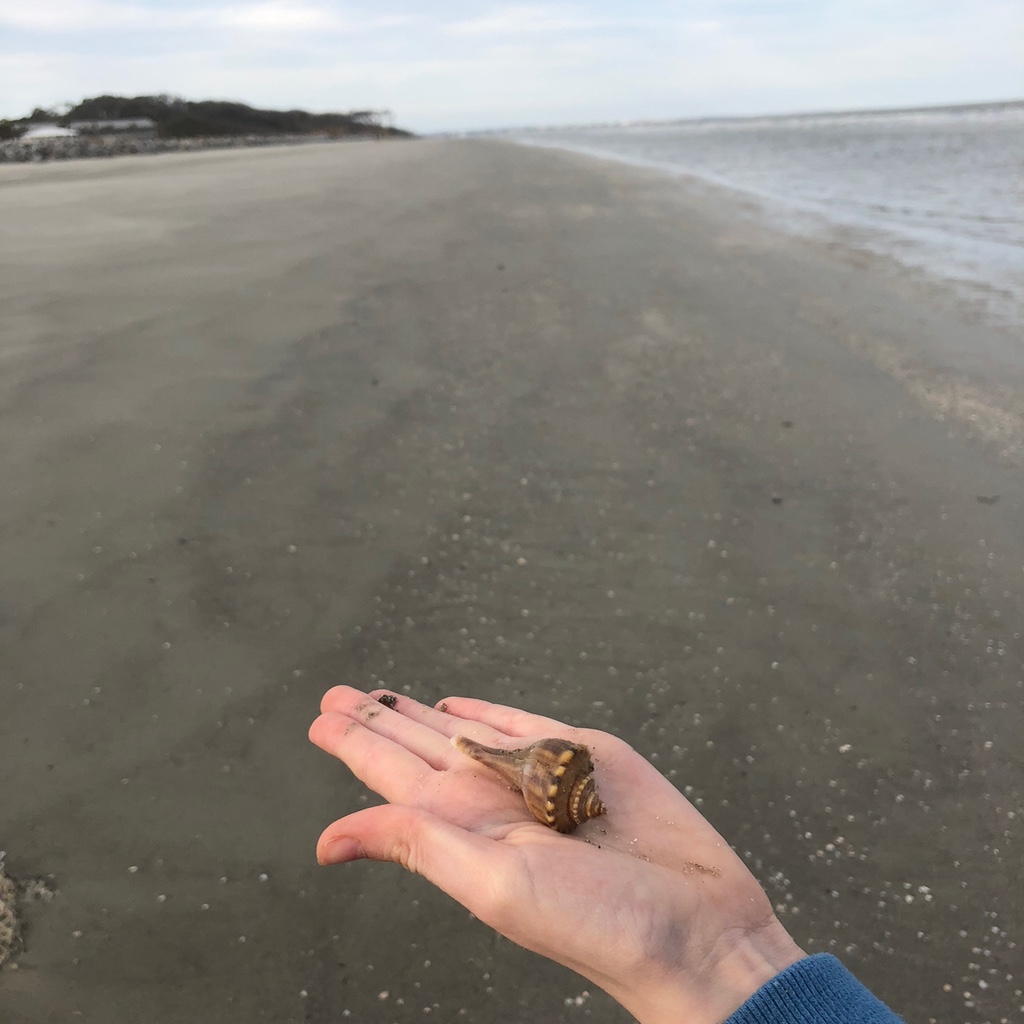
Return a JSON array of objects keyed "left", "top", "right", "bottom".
[{"left": 316, "top": 804, "right": 506, "bottom": 908}]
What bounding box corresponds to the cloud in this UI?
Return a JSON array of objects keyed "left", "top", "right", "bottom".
[
  {"left": 212, "top": 2, "right": 415, "bottom": 33},
  {"left": 444, "top": 4, "right": 630, "bottom": 37},
  {"left": 0, "top": 0, "right": 149, "bottom": 31},
  {"left": 0, "top": 0, "right": 412, "bottom": 35},
  {"left": 215, "top": 3, "right": 340, "bottom": 31}
]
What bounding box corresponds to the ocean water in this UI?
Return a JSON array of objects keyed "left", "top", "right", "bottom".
[{"left": 511, "top": 103, "right": 1024, "bottom": 327}]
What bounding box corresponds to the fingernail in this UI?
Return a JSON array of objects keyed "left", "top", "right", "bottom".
[{"left": 318, "top": 836, "right": 363, "bottom": 866}]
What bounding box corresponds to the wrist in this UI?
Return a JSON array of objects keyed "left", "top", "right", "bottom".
[
  {"left": 619, "top": 917, "right": 805, "bottom": 1024},
  {"left": 703, "top": 919, "right": 806, "bottom": 1023}
]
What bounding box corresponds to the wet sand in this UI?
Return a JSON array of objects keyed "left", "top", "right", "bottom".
[{"left": 1, "top": 140, "right": 1021, "bottom": 1023}]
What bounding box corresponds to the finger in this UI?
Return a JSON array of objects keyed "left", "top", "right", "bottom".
[
  {"left": 309, "top": 712, "right": 437, "bottom": 801},
  {"left": 435, "top": 695, "right": 576, "bottom": 739},
  {"left": 318, "top": 686, "right": 453, "bottom": 768},
  {"left": 320, "top": 684, "right": 365, "bottom": 714},
  {"left": 316, "top": 804, "right": 515, "bottom": 916},
  {"left": 366, "top": 689, "right": 515, "bottom": 746},
  {"left": 321, "top": 683, "right": 405, "bottom": 716}
]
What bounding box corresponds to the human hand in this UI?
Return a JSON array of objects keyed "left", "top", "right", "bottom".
[{"left": 309, "top": 688, "right": 804, "bottom": 1024}]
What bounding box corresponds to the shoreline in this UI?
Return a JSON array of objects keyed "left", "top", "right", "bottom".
[
  {"left": 1, "top": 139, "right": 1020, "bottom": 1023},
  {"left": 507, "top": 105, "right": 1024, "bottom": 332},
  {"left": 507, "top": 137, "right": 1024, "bottom": 468}
]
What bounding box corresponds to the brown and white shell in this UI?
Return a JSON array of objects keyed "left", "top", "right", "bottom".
[{"left": 453, "top": 736, "right": 606, "bottom": 833}]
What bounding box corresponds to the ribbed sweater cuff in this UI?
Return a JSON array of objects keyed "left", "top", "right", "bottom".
[{"left": 724, "top": 953, "right": 904, "bottom": 1024}]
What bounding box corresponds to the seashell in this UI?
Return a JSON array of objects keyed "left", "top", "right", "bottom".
[{"left": 453, "top": 736, "right": 606, "bottom": 833}]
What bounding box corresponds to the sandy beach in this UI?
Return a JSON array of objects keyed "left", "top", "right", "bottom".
[{"left": 1, "top": 139, "right": 1021, "bottom": 1023}]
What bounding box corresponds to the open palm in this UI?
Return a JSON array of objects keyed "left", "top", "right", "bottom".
[{"left": 309, "top": 687, "right": 802, "bottom": 1024}]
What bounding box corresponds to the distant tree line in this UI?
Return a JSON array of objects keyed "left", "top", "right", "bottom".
[{"left": 0, "top": 95, "right": 410, "bottom": 141}]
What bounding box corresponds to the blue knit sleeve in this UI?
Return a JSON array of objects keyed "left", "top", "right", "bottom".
[{"left": 724, "top": 953, "right": 905, "bottom": 1024}]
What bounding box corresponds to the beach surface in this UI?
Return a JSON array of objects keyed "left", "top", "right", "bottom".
[{"left": 1, "top": 140, "right": 1021, "bottom": 1023}]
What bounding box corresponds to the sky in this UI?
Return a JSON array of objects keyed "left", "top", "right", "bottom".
[{"left": 2, "top": 1, "right": 1022, "bottom": 133}]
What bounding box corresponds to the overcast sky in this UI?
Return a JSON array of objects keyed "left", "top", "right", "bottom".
[{"left": 2, "top": 1, "right": 1022, "bottom": 132}]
